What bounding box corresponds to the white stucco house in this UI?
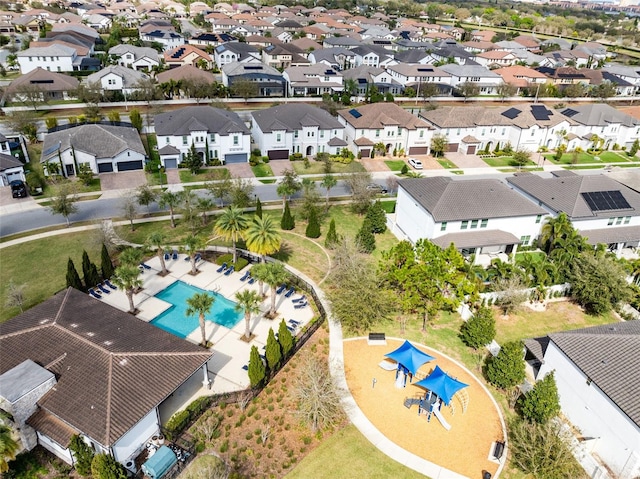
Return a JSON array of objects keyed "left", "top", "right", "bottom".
[
  {"left": 508, "top": 171, "right": 640, "bottom": 257},
  {"left": 393, "top": 176, "right": 548, "bottom": 259},
  {"left": 336, "top": 103, "right": 432, "bottom": 157},
  {"left": 17, "top": 44, "right": 77, "bottom": 74},
  {"left": 0, "top": 288, "right": 212, "bottom": 470},
  {"left": 283, "top": 64, "right": 344, "bottom": 97},
  {"left": 154, "top": 106, "right": 251, "bottom": 167},
  {"left": 439, "top": 64, "right": 503, "bottom": 95},
  {"left": 41, "top": 124, "right": 146, "bottom": 174},
  {"left": 108, "top": 44, "right": 160, "bottom": 71},
  {"left": 84, "top": 65, "right": 150, "bottom": 96},
  {"left": 524, "top": 321, "right": 640, "bottom": 479},
  {"left": 0, "top": 153, "right": 25, "bottom": 186},
  {"left": 251, "top": 103, "right": 346, "bottom": 159}
]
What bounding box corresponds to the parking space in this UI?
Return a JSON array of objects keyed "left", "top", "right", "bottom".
[
  {"left": 225, "top": 162, "right": 255, "bottom": 178},
  {"left": 99, "top": 171, "right": 147, "bottom": 191}
]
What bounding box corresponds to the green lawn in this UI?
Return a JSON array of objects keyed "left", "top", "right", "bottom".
[
  {"left": 291, "top": 161, "right": 365, "bottom": 175},
  {"left": 597, "top": 151, "right": 634, "bottom": 163},
  {"left": 437, "top": 158, "right": 458, "bottom": 169},
  {"left": 544, "top": 152, "right": 596, "bottom": 165},
  {"left": 143, "top": 134, "right": 160, "bottom": 163},
  {"left": 384, "top": 160, "right": 407, "bottom": 171},
  {"left": 482, "top": 156, "right": 535, "bottom": 168},
  {"left": 251, "top": 163, "right": 274, "bottom": 178},
  {"left": 179, "top": 168, "right": 230, "bottom": 183},
  {"left": 286, "top": 425, "right": 427, "bottom": 479},
  {"left": 0, "top": 232, "right": 102, "bottom": 321}
]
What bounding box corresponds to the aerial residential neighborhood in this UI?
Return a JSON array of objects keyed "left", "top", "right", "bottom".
[{"left": 0, "top": 0, "right": 639, "bottom": 478}]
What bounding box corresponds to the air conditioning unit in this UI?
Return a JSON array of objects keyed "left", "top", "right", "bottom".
[{"left": 124, "top": 460, "right": 137, "bottom": 474}]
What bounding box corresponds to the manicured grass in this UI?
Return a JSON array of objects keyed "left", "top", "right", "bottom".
[
  {"left": 379, "top": 200, "right": 396, "bottom": 214},
  {"left": 179, "top": 167, "right": 230, "bottom": 183},
  {"left": 544, "top": 152, "right": 595, "bottom": 165},
  {"left": 286, "top": 425, "right": 426, "bottom": 479},
  {"left": 291, "top": 160, "right": 365, "bottom": 175},
  {"left": 384, "top": 160, "right": 406, "bottom": 171},
  {"left": 0, "top": 232, "right": 102, "bottom": 322},
  {"left": 482, "top": 156, "right": 535, "bottom": 168},
  {"left": 597, "top": 151, "right": 633, "bottom": 163},
  {"left": 146, "top": 171, "right": 168, "bottom": 186},
  {"left": 143, "top": 133, "right": 160, "bottom": 163},
  {"left": 251, "top": 163, "right": 274, "bottom": 178},
  {"left": 437, "top": 158, "right": 458, "bottom": 169}
]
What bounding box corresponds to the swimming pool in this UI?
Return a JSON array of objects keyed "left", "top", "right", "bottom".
[{"left": 151, "top": 281, "right": 243, "bottom": 338}]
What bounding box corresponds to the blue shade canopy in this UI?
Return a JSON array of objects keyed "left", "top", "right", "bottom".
[
  {"left": 414, "top": 365, "right": 469, "bottom": 405},
  {"left": 384, "top": 340, "right": 435, "bottom": 375},
  {"left": 142, "top": 446, "right": 177, "bottom": 479}
]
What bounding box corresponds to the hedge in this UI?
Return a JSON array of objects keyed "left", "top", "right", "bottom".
[{"left": 216, "top": 253, "right": 249, "bottom": 271}]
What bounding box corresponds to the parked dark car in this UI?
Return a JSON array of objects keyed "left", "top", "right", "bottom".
[
  {"left": 10, "top": 179, "right": 28, "bottom": 198},
  {"left": 366, "top": 183, "right": 388, "bottom": 194}
]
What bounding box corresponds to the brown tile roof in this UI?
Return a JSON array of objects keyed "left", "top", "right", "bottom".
[
  {"left": 431, "top": 229, "right": 520, "bottom": 249},
  {"left": 354, "top": 136, "right": 374, "bottom": 146},
  {"left": 0, "top": 288, "right": 212, "bottom": 447},
  {"left": 6, "top": 67, "right": 79, "bottom": 94},
  {"left": 155, "top": 64, "right": 217, "bottom": 84},
  {"left": 547, "top": 320, "right": 640, "bottom": 427},
  {"left": 398, "top": 176, "right": 546, "bottom": 222},
  {"left": 27, "top": 409, "right": 79, "bottom": 447},
  {"left": 338, "top": 103, "right": 429, "bottom": 130}
]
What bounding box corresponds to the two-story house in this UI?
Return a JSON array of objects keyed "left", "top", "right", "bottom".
[
  {"left": 17, "top": 44, "right": 76, "bottom": 73},
  {"left": 283, "top": 64, "right": 343, "bottom": 96},
  {"left": 439, "top": 64, "right": 503, "bottom": 95},
  {"left": 154, "top": 106, "right": 251, "bottom": 167},
  {"left": 251, "top": 103, "right": 346, "bottom": 159},
  {"left": 221, "top": 61, "right": 285, "bottom": 97},
  {"left": 85, "top": 65, "right": 150, "bottom": 97},
  {"left": 214, "top": 42, "right": 260, "bottom": 66},
  {"left": 108, "top": 44, "right": 159, "bottom": 71}
]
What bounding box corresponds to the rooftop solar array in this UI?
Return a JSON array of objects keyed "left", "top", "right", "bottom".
[
  {"left": 349, "top": 108, "right": 362, "bottom": 118},
  {"left": 581, "top": 190, "right": 631, "bottom": 212},
  {"left": 531, "top": 105, "right": 551, "bottom": 121},
  {"left": 563, "top": 108, "right": 579, "bottom": 118},
  {"left": 43, "top": 143, "right": 61, "bottom": 156},
  {"left": 502, "top": 107, "right": 521, "bottom": 119}
]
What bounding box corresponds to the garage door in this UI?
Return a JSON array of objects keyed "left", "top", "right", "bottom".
[
  {"left": 98, "top": 163, "right": 114, "bottom": 173},
  {"left": 117, "top": 160, "right": 143, "bottom": 171},
  {"left": 225, "top": 153, "right": 248, "bottom": 164},
  {"left": 267, "top": 150, "right": 289, "bottom": 160},
  {"left": 165, "top": 158, "right": 178, "bottom": 169},
  {"left": 408, "top": 147, "right": 428, "bottom": 155},
  {"left": 467, "top": 145, "right": 477, "bottom": 155},
  {"left": 446, "top": 143, "right": 459, "bottom": 152},
  {"left": 360, "top": 149, "right": 371, "bottom": 158}
]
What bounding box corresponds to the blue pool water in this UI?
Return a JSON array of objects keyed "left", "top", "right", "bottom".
[{"left": 151, "top": 281, "right": 242, "bottom": 338}]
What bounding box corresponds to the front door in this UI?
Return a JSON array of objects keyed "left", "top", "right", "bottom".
[{"left": 65, "top": 164, "right": 75, "bottom": 176}]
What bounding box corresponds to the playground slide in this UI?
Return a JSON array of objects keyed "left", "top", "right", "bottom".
[{"left": 433, "top": 408, "right": 452, "bottom": 431}]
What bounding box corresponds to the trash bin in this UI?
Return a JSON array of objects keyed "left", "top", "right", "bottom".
[{"left": 482, "top": 471, "right": 492, "bottom": 479}]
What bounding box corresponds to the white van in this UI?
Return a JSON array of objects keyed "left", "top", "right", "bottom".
[{"left": 408, "top": 158, "right": 423, "bottom": 170}]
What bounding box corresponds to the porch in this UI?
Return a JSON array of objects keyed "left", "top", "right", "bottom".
[{"left": 431, "top": 230, "right": 519, "bottom": 265}]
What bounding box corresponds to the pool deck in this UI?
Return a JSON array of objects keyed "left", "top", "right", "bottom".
[{"left": 97, "top": 254, "right": 315, "bottom": 397}]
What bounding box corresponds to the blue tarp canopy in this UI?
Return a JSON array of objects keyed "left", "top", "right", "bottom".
[
  {"left": 384, "top": 340, "right": 435, "bottom": 376},
  {"left": 414, "top": 365, "right": 469, "bottom": 405},
  {"left": 142, "top": 445, "right": 177, "bottom": 479}
]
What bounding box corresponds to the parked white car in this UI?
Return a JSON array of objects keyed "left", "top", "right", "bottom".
[{"left": 408, "top": 158, "right": 423, "bottom": 169}]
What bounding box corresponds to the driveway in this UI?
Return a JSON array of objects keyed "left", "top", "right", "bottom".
[
  {"left": 99, "top": 171, "right": 147, "bottom": 190},
  {"left": 268, "top": 160, "right": 292, "bottom": 177},
  {"left": 225, "top": 162, "right": 254, "bottom": 178},
  {"left": 445, "top": 152, "right": 490, "bottom": 169},
  {"left": 360, "top": 158, "right": 391, "bottom": 172}
]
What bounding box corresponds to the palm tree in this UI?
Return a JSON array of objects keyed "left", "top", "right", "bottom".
[
  {"left": 245, "top": 215, "right": 281, "bottom": 263},
  {"left": 111, "top": 265, "right": 143, "bottom": 314},
  {"left": 321, "top": 174, "right": 337, "bottom": 208},
  {"left": 540, "top": 212, "right": 572, "bottom": 254},
  {"left": 235, "top": 289, "right": 262, "bottom": 340},
  {"left": 147, "top": 232, "right": 168, "bottom": 275},
  {"left": 119, "top": 247, "right": 143, "bottom": 267},
  {"left": 185, "top": 292, "right": 215, "bottom": 347},
  {"left": 249, "top": 262, "right": 267, "bottom": 297},
  {"left": 159, "top": 191, "right": 181, "bottom": 228},
  {"left": 261, "top": 262, "right": 289, "bottom": 316},
  {"left": 182, "top": 234, "right": 203, "bottom": 275},
  {"left": 197, "top": 197, "right": 213, "bottom": 225},
  {"left": 214, "top": 206, "right": 249, "bottom": 264},
  {"left": 0, "top": 424, "right": 19, "bottom": 473}
]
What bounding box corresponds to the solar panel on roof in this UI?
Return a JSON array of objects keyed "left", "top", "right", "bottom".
[
  {"left": 563, "top": 108, "right": 579, "bottom": 118},
  {"left": 349, "top": 109, "right": 362, "bottom": 118},
  {"left": 244, "top": 65, "right": 263, "bottom": 70},
  {"left": 43, "top": 143, "right": 60, "bottom": 157},
  {"left": 581, "top": 191, "right": 631, "bottom": 212},
  {"left": 502, "top": 107, "right": 521, "bottom": 120},
  {"left": 417, "top": 67, "right": 434, "bottom": 72},
  {"left": 531, "top": 105, "right": 551, "bottom": 121}
]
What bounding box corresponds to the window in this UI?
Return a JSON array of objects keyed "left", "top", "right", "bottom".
[
  {"left": 419, "top": 130, "right": 424, "bottom": 138},
  {"left": 608, "top": 217, "right": 615, "bottom": 225},
  {"left": 536, "top": 214, "right": 542, "bottom": 224},
  {"left": 320, "top": 130, "right": 324, "bottom": 138},
  {"left": 501, "top": 128, "right": 505, "bottom": 135},
  {"left": 520, "top": 235, "right": 531, "bottom": 245},
  {"left": 276, "top": 133, "right": 281, "bottom": 142},
  {"left": 624, "top": 216, "right": 631, "bottom": 224},
  {"left": 233, "top": 135, "right": 239, "bottom": 146},
  {"left": 166, "top": 138, "right": 170, "bottom": 144},
  {"left": 531, "top": 129, "right": 535, "bottom": 136},
  {"left": 481, "top": 129, "right": 485, "bottom": 136},
  {"left": 127, "top": 151, "right": 130, "bottom": 156},
  {"left": 461, "top": 220, "right": 468, "bottom": 230},
  {"left": 470, "top": 220, "right": 478, "bottom": 229},
  {"left": 440, "top": 222, "right": 447, "bottom": 231},
  {"left": 480, "top": 219, "right": 488, "bottom": 228},
  {"left": 375, "top": 129, "right": 380, "bottom": 137},
  {"left": 397, "top": 127, "right": 401, "bottom": 135},
  {"left": 210, "top": 134, "right": 215, "bottom": 142},
  {"left": 294, "top": 131, "right": 299, "bottom": 138},
  {"left": 616, "top": 217, "right": 623, "bottom": 225},
  {"left": 182, "top": 136, "right": 188, "bottom": 145}
]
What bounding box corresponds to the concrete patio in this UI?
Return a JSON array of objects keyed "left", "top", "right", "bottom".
[{"left": 95, "top": 253, "right": 315, "bottom": 395}]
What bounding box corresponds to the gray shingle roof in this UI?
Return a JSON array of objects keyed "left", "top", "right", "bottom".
[
  {"left": 0, "top": 153, "right": 23, "bottom": 171},
  {"left": 337, "top": 102, "right": 429, "bottom": 130},
  {"left": 108, "top": 44, "right": 159, "bottom": 61},
  {"left": 85, "top": 65, "right": 149, "bottom": 88},
  {"left": 252, "top": 103, "right": 343, "bottom": 133},
  {"left": 560, "top": 104, "right": 640, "bottom": 128},
  {"left": 222, "top": 61, "right": 282, "bottom": 77},
  {"left": 0, "top": 288, "right": 212, "bottom": 447},
  {"left": 41, "top": 124, "right": 145, "bottom": 163},
  {"left": 547, "top": 320, "right": 640, "bottom": 427},
  {"left": 6, "top": 67, "right": 79, "bottom": 94},
  {"left": 507, "top": 172, "right": 640, "bottom": 219},
  {"left": 399, "top": 176, "right": 546, "bottom": 222},
  {"left": 580, "top": 225, "right": 640, "bottom": 245},
  {"left": 439, "top": 64, "right": 501, "bottom": 78},
  {"left": 431, "top": 229, "right": 520, "bottom": 249},
  {"left": 154, "top": 106, "right": 249, "bottom": 136}
]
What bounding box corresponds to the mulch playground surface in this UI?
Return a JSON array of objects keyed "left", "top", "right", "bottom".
[{"left": 343, "top": 338, "right": 504, "bottom": 479}]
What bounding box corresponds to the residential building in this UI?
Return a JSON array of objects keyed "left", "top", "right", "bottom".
[
  {"left": 108, "top": 44, "right": 159, "bottom": 71},
  {"left": 341, "top": 65, "right": 403, "bottom": 96},
  {"left": 17, "top": 44, "right": 76, "bottom": 74},
  {"left": 85, "top": 66, "right": 150, "bottom": 96},
  {"left": 419, "top": 104, "right": 574, "bottom": 154},
  {"left": 163, "top": 44, "right": 213, "bottom": 69},
  {"left": 154, "top": 106, "right": 251, "bottom": 167},
  {"left": 605, "top": 64, "right": 640, "bottom": 94},
  {"left": 337, "top": 102, "right": 432, "bottom": 157},
  {"left": 139, "top": 30, "right": 184, "bottom": 51},
  {"left": 508, "top": 171, "right": 640, "bottom": 256},
  {"left": 221, "top": 62, "right": 285, "bottom": 97},
  {"left": 41, "top": 124, "right": 146, "bottom": 174},
  {"left": 351, "top": 45, "right": 395, "bottom": 68},
  {"left": 492, "top": 65, "right": 547, "bottom": 94},
  {"left": 214, "top": 42, "right": 260, "bottom": 66},
  {"left": 283, "top": 64, "right": 343, "bottom": 96},
  {"left": 474, "top": 50, "right": 518, "bottom": 68},
  {"left": 189, "top": 32, "right": 235, "bottom": 48},
  {"left": 393, "top": 177, "right": 547, "bottom": 257},
  {"left": 251, "top": 103, "right": 346, "bottom": 158},
  {"left": 0, "top": 153, "right": 25, "bottom": 186},
  {"left": 385, "top": 64, "right": 452, "bottom": 94},
  {"left": 0, "top": 288, "right": 212, "bottom": 467},
  {"left": 439, "top": 64, "right": 503, "bottom": 95},
  {"left": 559, "top": 104, "right": 640, "bottom": 150},
  {"left": 6, "top": 67, "right": 79, "bottom": 101},
  {"left": 524, "top": 321, "right": 640, "bottom": 479},
  {"left": 308, "top": 47, "right": 356, "bottom": 71},
  {"left": 261, "top": 43, "right": 309, "bottom": 70}
]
